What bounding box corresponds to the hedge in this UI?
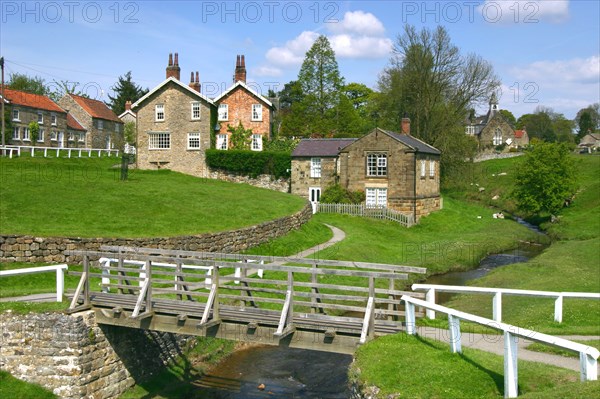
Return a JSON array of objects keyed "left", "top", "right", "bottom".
[{"left": 205, "top": 149, "right": 291, "bottom": 179}]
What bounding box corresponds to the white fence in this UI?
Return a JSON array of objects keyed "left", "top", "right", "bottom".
[
  {"left": 412, "top": 284, "right": 600, "bottom": 323},
  {"left": 0, "top": 264, "right": 69, "bottom": 302},
  {"left": 316, "top": 203, "right": 414, "bottom": 227},
  {"left": 402, "top": 295, "right": 598, "bottom": 398},
  {"left": 1, "top": 145, "right": 119, "bottom": 158}
]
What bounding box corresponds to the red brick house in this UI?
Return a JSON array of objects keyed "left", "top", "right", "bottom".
[{"left": 214, "top": 55, "right": 273, "bottom": 151}]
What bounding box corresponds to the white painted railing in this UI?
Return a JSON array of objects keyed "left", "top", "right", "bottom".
[
  {"left": 0, "top": 264, "right": 69, "bottom": 302},
  {"left": 0, "top": 145, "right": 119, "bottom": 158},
  {"left": 401, "top": 295, "right": 599, "bottom": 398},
  {"left": 412, "top": 284, "right": 600, "bottom": 323}
]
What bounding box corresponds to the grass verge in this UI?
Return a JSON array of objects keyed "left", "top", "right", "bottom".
[{"left": 0, "top": 371, "right": 57, "bottom": 399}]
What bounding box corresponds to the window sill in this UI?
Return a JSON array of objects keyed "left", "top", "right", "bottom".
[{"left": 187, "top": 148, "right": 201, "bottom": 151}]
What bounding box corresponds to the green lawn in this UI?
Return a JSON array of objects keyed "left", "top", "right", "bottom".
[
  {"left": 0, "top": 371, "right": 57, "bottom": 399},
  {"left": 0, "top": 157, "right": 305, "bottom": 238}
]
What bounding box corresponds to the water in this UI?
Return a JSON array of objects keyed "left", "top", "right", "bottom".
[{"left": 194, "top": 345, "right": 352, "bottom": 398}]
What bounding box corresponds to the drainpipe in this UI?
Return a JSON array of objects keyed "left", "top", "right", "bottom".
[{"left": 413, "top": 153, "right": 417, "bottom": 223}]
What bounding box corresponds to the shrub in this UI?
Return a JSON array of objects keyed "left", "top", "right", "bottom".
[
  {"left": 205, "top": 149, "right": 291, "bottom": 179},
  {"left": 320, "top": 184, "right": 365, "bottom": 204}
]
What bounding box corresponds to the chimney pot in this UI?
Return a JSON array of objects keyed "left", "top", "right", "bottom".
[
  {"left": 196, "top": 71, "right": 199, "bottom": 83},
  {"left": 168, "top": 53, "right": 173, "bottom": 66},
  {"left": 401, "top": 117, "right": 411, "bottom": 135},
  {"left": 125, "top": 100, "right": 132, "bottom": 111},
  {"left": 174, "top": 53, "right": 179, "bottom": 66},
  {"left": 190, "top": 72, "right": 194, "bottom": 83}
]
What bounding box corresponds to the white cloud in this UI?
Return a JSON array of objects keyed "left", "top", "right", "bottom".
[
  {"left": 328, "top": 10, "right": 386, "bottom": 36},
  {"left": 252, "top": 66, "right": 283, "bottom": 77},
  {"left": 265, "top": 31, "right": 320, "bottom": 67},
  {"left": 329, "top": 34, "right": 393, "bottom": 58},
  {"left": 511, "top": 56, "right": 600, "bottom": 84},
  {"left": 478, "top": 0, "right": 569, "bottom": 24}
]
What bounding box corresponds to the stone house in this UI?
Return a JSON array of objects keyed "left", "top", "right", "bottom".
[
  {"left": 2, "top": 87, "right": 71, "bottom": 147},
  {"left": 465, "top": 93, "right": 528, "bottom": 150},
  {"left": 213, "top": 55, "right": 273, "bottom": 151},
  {"left": 132, "top": 53, "right": 216, "bottom": 177},
  {"left": 291, "top": 138, "right": 357, "bottom": 203},
  {"left": 119, "top": 101, "right": 136, "bottom": 125},
  {"left": 579, "top": 133, "right": 600, "bottom": 151},
  {"left": 58, "top": 93, "right": 124, "bottom": 149},
  {"left": 291, "top": 119, "right": 442, "bottom": 221},
  {"left": 66, "top": 113, "right": 87, "bottom": 146}
]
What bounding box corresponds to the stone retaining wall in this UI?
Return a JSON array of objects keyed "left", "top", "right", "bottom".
[
  {"left": 206, "top": 168, "right": 290, "bottom": 193},
  {"left": 473, "top": 152, "right": 524, "bottom": 163},
  {"left": 0, "top": 203, "right": 312, "bottom": 263},
  {"left": 0, "top": 311, "right": 193, "bottom": 399}
]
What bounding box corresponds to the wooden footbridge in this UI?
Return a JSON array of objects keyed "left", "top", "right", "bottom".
[{"left": 66, "top": 247, "right": 427, "bottom": 354}]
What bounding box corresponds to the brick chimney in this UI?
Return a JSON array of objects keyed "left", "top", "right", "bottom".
[
  {"left": 166, "top": 52, "right": 181, "bottom": 80},
  {"left": 401, "top": 117, "right": 411, "bottom": 135},
  {"left": 125, "top": 100, "right": 132, "bottom": 111},
  {"left": 189, "top": 71, "right": 201, "bottom": 92},
  {"left": 234, "top": 54, "right": 246, "bottom": 83}
]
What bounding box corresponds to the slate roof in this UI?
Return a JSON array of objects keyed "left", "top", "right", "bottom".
[
  {"left": 380, "top": 129, "right": 441, "bottom": 155},
  {"left": 292, "top": 138, "right": 357, "bottom": 157},
  {"left": 1, "top": 88, "right": 65, "bottom": 113},
  {"left": 66, "top": 113, "right": 86, "bottom": 131},
  {"left": 68, "top": 93, "right": 122, "bottom": 122}
]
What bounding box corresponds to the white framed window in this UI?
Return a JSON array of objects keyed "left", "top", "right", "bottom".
[
  {"left": 12, "top": 127, "right": 19, "bottom": 140},
  {"left": 23, "top": 127, "right": 30, "bottom": 141},
  {"left": 78, "top": 133, "right": 85, "bottom": 142},
  {"left": 309, "top": 187, "right": 321, "bottom": 203},
  {"left": 217, "top": 134, "right": 228, "bottom": 150},
  {"left": 37, "top": 111, "right": 43, "bottom": 124},
  {"left": 310, "top": 157, "right": 322, "bottom": 178},
  {"left": 251, "top": 134, "right": 263, "bottom": 151},
  {"left": 429, "top": 160, "right": 435, "bottom": 178},
  {"left": 68, "top": 132, "right": 75, "bottom": 141},
  {"left": 50, "top": 131, "right": 57, "bottom": 141},
  {"left": 367, "top": 153, "right": 387, "bottom": 176},
  {"left": 218, "top": 104, "right": 228, "bottom": 121},
  {"left": 420, "top": 160, "right": 426, "bottom": 178},
  {"left": 187, "top": 132, "right": 201, "bottom": 150},
  {"left": 251, "top": 104, "right": 262, "bottom": 121},
  {"left": 148, "top": 132, "right": 170, "bottom": 149},
  {"left": 38, "top": 128, "right": 45, "bottom": 142},
  {"left": 12, "top": 109, "right": 20, "bottom": 121},
  {"left": 366, "top": 188, "right": 387, "bottom": 208},
  {"left": 51, "top": 114, "right": 57, "bottom": 126},
  {"left": 155, "top": 104, "right": 165, "bottom": 121},
  {"left": 493, "top": 128, "right": 502, "bottom": 146},
  {"left": 97, "top": 119, "right": 104, "bottom": 130},
  {"left": 465, "top": 125, "right": 475, "bottom": 135},
  {"left": 191, "top": 102, "right": 201, "bottom": 120},
  {"left": 115, "top": 123, "right": 121, "bottom": 133}
]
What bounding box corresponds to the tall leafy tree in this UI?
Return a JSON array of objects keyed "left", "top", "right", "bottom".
[
  {"left": 499, "top": 109, "right": 517, "bottom": 126},
  {"left": 8, "top": 73, "right": 48, "bottom": 95},
  {"left": 106, "top": 71, "right": 148, "bottom": 115},
  {"left": 377, "top": 25, "right": 499, "bottom": 178},
  {"left": 575, "top": 104, "right": 599, "bottom": 140},
  {"left": 513, "top": 143, "right": 577, "bottom": 215}
]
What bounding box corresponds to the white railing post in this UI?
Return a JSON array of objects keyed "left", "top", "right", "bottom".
[
  {"left": 493, "top": 292, "right": 503, "bottom": 322},
  {"left": 448, "top": 314, "right": 462, "bottom": 353},
  {"left": 504, "top": 331, "right": 519, "bottom": 398},
  {"left": 44, "top": 148, "right": 48, "bottom": 157},
  {"left": 55, "top": 266, "right": 64, "bottom": 302},
  {"left": 405, "top": 301, "right": 416, "bottom": 335},
  {"left": 426, "top": 288, "right": 436, "bottom": 319},
  {"left": 554, "top": 295, "right": 563, "bottom": 323},
  {"left": 31, "top": 147, "right": 35, "bottom": 157},
  {"left": 580, "top": 352, "right": 598, "bottom": 381}
]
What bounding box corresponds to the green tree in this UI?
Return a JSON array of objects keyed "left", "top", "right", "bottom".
[
  {"left": 575, "top": 104, "right": 599, "bottom": 141},
  {"left": 513, "top": 143, "right": 577, "bottom": 215},
  {"left": 8, "top": 73, "right": 48, "bottom": 95},
  {"left": 228, "top": 122, "right": 253, "bottom": 150},
  {"left": 499, "top": 109, "right": 517, "bottom": 126},
  {"left": 28, "top": 121, "right": 40, "bottom": 145},
  {"left": 47, "top": 80, "right": 89, "bottom": 102},
  {"left": 106, "top": 71, "right": 149, "bottom": 115},
  {"left": 124, "top": 121, "right": 136, "bottom": 145}
]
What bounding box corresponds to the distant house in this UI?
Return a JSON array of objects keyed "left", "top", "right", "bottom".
[
  {"left": 119, "top": 101, "right": 136, "bottom": 125},
  {"left": 291, "top": 118, "right": 442, "bottom": 221},
  {"left": 66, "top": 113, "right": 87, "bottom": 145},
  {"left": 132, "top": 53, "right": 216, "bottom": 177},
  {"left": 1, "top": 87, "right": 71, "bottom": 147},
  {"left": 579, "top": 133, "right": 600, "bottom": 151},
  {"left": 465, "top": 93, "right": 528, "bottom": 150},
  {"left": 291, "top": 138, "right": 357, "bottom": 203},
  {"left": 58, "top": 93, "right": 124, "bottom": 149},
  {"left": 213, "top": 55, "right": 273, "bottom": 151}
]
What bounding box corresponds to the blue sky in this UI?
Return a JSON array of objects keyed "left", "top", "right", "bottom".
[{"left": 1, "top": 0, "right": 598, "bottom": 119}]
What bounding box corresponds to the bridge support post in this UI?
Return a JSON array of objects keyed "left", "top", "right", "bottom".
[
  {"left": 448, "top": 314, "right": 461, "bottom": 353},
  {"left": 405, "top": 301, "right": 416, "bottom": 335},
  {"left": 504, "top": 331, "right": 519, "bottom": 398},
  {"left": 580, "top": 352, "right": 598, "bottom": 381}
]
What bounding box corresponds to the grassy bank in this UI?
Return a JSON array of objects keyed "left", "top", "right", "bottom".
[
  {"left": 0, "top": 157, "right": 305, "bottom": 238},
  {"left": 0, "top": 371, "right": 57, "bottom": 399}
]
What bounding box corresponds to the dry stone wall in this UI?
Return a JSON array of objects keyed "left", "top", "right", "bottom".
[
  {"left": 0, "top": 310, "right": 192, "bottom": 399},
  {"left": 206, "top": 168, "right": 289, "bottom": 193},
  {"left": 0, "top": 203, "right": 312, "bottom": 263}
]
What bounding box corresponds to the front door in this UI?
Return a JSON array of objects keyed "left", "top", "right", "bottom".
[
  {"left": 309, "top": 187, "right": 321, "bottom": 213},
  {"left": 57, "top": 132, "right": 64, "bottom": 148}
]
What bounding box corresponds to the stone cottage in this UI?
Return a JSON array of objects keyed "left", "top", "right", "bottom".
[
  {"left": 132, "top": 53, "right": 216, "bottom": 177},
  {"left": 213, "top": 55, "right": 274, "bottom": 151}
]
